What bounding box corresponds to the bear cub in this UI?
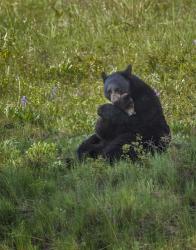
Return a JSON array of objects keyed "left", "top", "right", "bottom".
[
  {"left": 95, "top": 93, "right": 136, "bottom": 141},
  {"left": 114, "top": 93, "right": 136, "bottom": 116}
]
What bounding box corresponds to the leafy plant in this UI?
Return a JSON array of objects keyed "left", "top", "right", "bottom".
[{"left": 25, "top": 142, "right": 57, "bottom": 167}]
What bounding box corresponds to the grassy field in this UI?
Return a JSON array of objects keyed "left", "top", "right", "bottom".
[{"left": 0, "top": 0, "right": 196, "bottom": 249}]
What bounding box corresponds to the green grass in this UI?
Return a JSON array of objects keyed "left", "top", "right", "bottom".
[
  {"left": 0, "top": 138, "right": 195, "bottom": 249},
  {"left": 0, "top": 0, "right": 196, "bottom": 249}
]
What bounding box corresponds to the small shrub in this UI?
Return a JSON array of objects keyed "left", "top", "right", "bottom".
[{"left": 25, "top": 141, "right": 57, "bottom": 167}]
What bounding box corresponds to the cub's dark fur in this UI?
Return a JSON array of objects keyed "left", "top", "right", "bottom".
[{"left": 96, "top": 93, "right": 135, "bottom": 141}]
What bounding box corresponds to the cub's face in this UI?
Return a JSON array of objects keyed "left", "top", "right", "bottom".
[
  {"left": 102, "top": 65, "right": 132, "bottom": 103},
  {"left": 114, "top": 93, "right": 136, "bottom": 116}
]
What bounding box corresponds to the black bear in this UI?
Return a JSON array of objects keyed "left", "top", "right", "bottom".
[
  {"left": 95, "top": 93, "right": 136, "bottom": 141},
  {"left": 77, "top": 64, "right": 171, "bottom": 162},
  {"left": 113, "top": 93, "right": 136, "bottom": 116}
]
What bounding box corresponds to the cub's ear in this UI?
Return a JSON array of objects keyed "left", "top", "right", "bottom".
[
  {"left": 101, "top": 72, "right": 107, "bottom": 82},
  {"left": 121, "top": 64, "right": 132, "bottom": 78}
]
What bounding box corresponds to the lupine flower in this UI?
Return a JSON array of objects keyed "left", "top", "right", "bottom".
[
  {"left": 21, "top": 96, "right": 27, "bottom": 107},
  {"left": 154, "top": 88, "right": 160, "bottom": 97}
]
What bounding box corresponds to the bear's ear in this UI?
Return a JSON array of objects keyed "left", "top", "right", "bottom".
[
  {"left": 121, "top": 64, "right": 132, "bottom": 78},
  {"left": 101, "top": 72, "right": 107, "bottom": 82}
]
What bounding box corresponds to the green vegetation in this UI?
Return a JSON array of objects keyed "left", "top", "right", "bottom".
[{"left": 0, "top": 0, "right": 195, "bottom": 249}]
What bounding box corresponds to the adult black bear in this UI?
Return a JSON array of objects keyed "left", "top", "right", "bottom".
[{"left": 77, "top": 65, "right": 171, "bottom": 162}]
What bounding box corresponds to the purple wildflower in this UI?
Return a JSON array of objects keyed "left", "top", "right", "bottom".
[
  {"left": 21, "top": 96, "right": 27, "bottom": 108},
  {"left": 154, "top": 88, "right": 160, "bottom": 97}
]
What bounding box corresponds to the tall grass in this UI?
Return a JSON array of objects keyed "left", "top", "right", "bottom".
[{"left": 0, "top": 138, "right": 195, "bottom": 249}]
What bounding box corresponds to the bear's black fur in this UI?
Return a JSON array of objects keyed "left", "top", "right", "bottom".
[
  {"left": 77, "top": 65, "right": 171, "bottom": 162},
  {"left": 95, "top": 94, "right": 135, "bottom": 141}
]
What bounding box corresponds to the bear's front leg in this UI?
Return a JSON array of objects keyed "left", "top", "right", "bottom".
[
  {"left": 77, "top": 134, "right": 105, "bottom": 161},
  {"left": 102, "top": 132, "right": 138, "bottom": 163}
]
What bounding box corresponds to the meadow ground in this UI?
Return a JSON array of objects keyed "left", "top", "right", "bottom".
[{"left": 0, "top": 0, "right": 195, "bottom": 249}]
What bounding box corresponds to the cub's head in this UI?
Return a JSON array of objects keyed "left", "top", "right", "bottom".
[
  {"left": 102, "top": 64, "right": 132, "bottom": 103},
  {"left": 114, "top": 93, "right": 136, "bottom": 116}
]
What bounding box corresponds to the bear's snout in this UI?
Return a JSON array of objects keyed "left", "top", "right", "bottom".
[{"left": 111, "top": 92, "right": 121, "bottom": 103}]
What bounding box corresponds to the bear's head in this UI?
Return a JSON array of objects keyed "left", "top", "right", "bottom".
[{"left": 102, "top": 65, "right": 132, "bottom": 103}]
